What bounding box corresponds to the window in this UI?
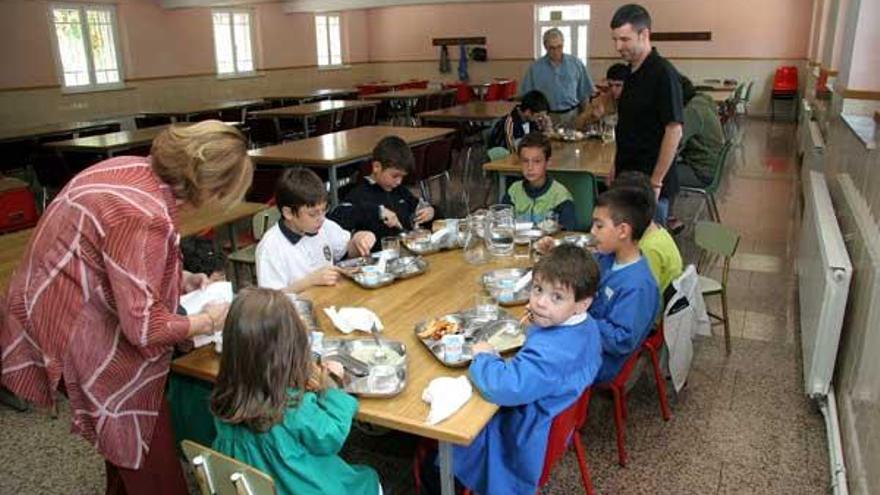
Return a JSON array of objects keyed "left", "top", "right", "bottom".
[
  {"left": 535, "top": 4, "right": 590, "bottom": 67},
  {"left": 315, "top": 14, "right": 342, "bottom": 67},
  {"left": 50, "top": 4, "right": 123, "bottom": 90},
  {"left": 212, "top": 9, "right": 255, "bottom": 76}
]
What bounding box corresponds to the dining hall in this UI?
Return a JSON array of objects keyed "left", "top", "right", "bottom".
[{"left": 0, "top": 0, "right": 878, "bottom": 494}]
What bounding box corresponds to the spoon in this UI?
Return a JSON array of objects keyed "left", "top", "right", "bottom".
[{"left": 370, "top": 323, "right": 386, "bottom": 362}]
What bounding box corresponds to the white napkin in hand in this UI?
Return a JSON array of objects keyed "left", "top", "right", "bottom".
[
  {"left": 180, "top": 281, "right": 234, "bottom": 348},
  {"left": 430, "top": 226, "right": 449, "bottom": 244},
  {"left": 323, "top": 306, "right": 384, "bottom": 334},
  {"left": 514, "top": 270, "right": 533, "bottom": 293},
  {"left": 422, "top": 376, "right": 473, "bottom": 425}
]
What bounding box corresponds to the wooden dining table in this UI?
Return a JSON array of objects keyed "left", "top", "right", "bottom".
[
  {"left": 138, "top": 99, "right": 265, "bottom": 123},
  {"left": 0, "top": 201, "right": 267, "bottom": 291},
  {"left": 0, "top": 119, "right": 123, "bottom": 144},
  {"left": 249, "top": 100, "right": 379, "bottom": 138},
  {"left": 262, "top": 88, "right": 359, "bottom": 106},
  {"left": 171, "top": 247, "right": 532, "bottom": 495},
  {"left": 483, "top": 138, "right": 615, "bottom": 199},
  {"left": 418, "top": 101, "right": 517, "bottom": 124},
  {"left": 42, "top": 124, "right": 172, "bottom": 158},
  {"left": 249, "top": 125, "right": 456, "bottom": 206}
]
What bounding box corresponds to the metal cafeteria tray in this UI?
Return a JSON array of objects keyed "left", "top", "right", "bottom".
[
  {"left": 291, "top": 298, "right": 322, "bottom": 332},
  {"left": 555, "top": 233, "right": 597, "bottom": 249},
  {"left": 388, "top": 255, "right": 429, "bottom": 279},
  {"left": 413, "top": 309, "right": 526, "bottom": 367},
  {"left": 320, "top": 338, "right": 407, "bottom": 398},
  {"left": 337, "top": 254, "right": 428, "bottom": 288},
  {"left": 481, "top": 268, "right": 531, "bottom": 306}
]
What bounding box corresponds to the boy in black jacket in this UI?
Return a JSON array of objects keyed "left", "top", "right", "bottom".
[{"left": 329, "top": 136, "right": 436, "bottom": 248}]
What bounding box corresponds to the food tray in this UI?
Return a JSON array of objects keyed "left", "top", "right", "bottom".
[
  {"left": 547, "top": 130, "right": 589, "bottom": 142},
  {"left": 337, "top": 254, "right": 429, "bottom": 289},
  {"left": 481, "top": 268, "right": 531, "bottom": 306},
  {"left": 400, "top": 229, "right": 462, "bottom": 255},
  {"left": 291, "top": 298, "right": 322, "bottom": 332},
  {"left": 413, "top": 309, "right": 526, "bottom": 367},
  {"left": 320, "top": 338, "right": 407, "bottom": 398}
]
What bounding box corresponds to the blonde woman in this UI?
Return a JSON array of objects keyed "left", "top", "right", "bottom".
[{"left": 0, "top": 121, "right": 253, "bottom": 494}]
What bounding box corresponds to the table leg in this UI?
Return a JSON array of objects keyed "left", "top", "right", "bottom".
[
  {"left": 329, "top": 165, "right": 340, "bottom": 207},
  {"left": 227, "top": 223, "right": 239, "bottom": 252},
  {"left": 273, "top": 117, "right": 282, "bottom": 140},
  {"left": 303, "top": 116, "right": 311, "bottom": 138},
  {"left": 497, "top": 173, "right": 507, "bottom": 203},
  {"left": 438, "top": 441, "right": 455, "bottom": 495}
]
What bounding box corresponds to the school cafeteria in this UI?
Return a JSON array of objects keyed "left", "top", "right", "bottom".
[{"left": 1, "top": 0, "right": 878, "bottom": 494}]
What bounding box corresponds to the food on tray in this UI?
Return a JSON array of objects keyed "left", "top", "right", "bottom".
[
  {"left": 418, "top": 317, "right": 462, "bottom": 340},
  {"left": 349, "top": 345, "right": 405, "bottom": 366},
  {"left": 487, "top": 325, "right": 525, "bottom": 349}
]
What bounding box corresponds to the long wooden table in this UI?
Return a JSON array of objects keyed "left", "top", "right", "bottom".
[
  {"left": 483, "top": 138, "right": 615, "bottom": 199},
  {"left": 262, "top": 88, "right": 358, "bottom": 106},
  {"left": 418, "top": 101, "right": 516, "bottom": 124},
  {"left": 171, "top": 248, "right": 531, "bottom": 495},
  {"left": 249, "top": 100, "right": 379, "bottom": 138},
  {"left": 139, "top": 99, "right": 265, "bottom": 123},
  {"left": 0, "top": 201, "right": 267, "bottom": 291},
  {"left": 0, "top": 119, "right": 123, "bottom": 144},
  {"left": 249, "top": 126, "right": 455, "bottom": 206},
  {"left": 42, "top": 125, "right": 171, "bottom": 157}
]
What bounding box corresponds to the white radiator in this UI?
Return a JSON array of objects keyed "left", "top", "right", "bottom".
[
  {"left": 830, "top": 174, "right": 880, "bottom": 495},
  {"left": 797, "top": 170, "right": 851, "bottom": 398},
  {"left": 802, "top": 120, "right": 826, "bottom": 181}
]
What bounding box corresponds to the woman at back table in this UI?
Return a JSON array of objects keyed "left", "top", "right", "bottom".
[{"left": 0, "top": 121, "right": 252, "bottom": 494}]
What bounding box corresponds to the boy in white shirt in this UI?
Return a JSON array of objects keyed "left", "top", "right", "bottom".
[{"left": 256, "top": 168, "right": 376, "bottom": 292}]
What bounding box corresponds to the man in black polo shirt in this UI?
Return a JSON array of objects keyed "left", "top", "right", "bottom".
[{"left": 610, "top": 4, "right": 683, "bottom": 223}]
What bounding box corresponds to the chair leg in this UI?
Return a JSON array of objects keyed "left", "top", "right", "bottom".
[
  {"left": 721, "top": 288, "right": 732, "bottom": 355},
  {"left": 708, "top": 193, "right": 721, "bottom": 223},
  {"left": 572, "top": 436, "right": 595, "bottom": 495},
  {"left": 610, "top": 386, "right": 628, "bottom": 467},
  {"left": 647, "top": 348, "right": 672, "bottom": 421}
]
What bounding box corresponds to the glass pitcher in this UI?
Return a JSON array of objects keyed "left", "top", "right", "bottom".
[
  {"left": 486, "top": 204, "right": 515, "bottom": 257},
  {"left": 462, "top": 213, "right": 488, "bottom": 264}
]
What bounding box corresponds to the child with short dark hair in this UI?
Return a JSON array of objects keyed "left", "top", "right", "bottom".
[
  {"left": 329, "top": 136, "right": 436, "bottom": 245},
  {"left": 211, "top": 287, "right": 382, "bottom": 495},
  {"left": 181, "top": 237, "right": 227, "bottom": 282},
  {"left": 588, "top": 187, "right": 660, "bottom": 383},
  {"left": 422, "top": 244, "right": 602, "bottom": 495},
  {"left": 256, "top": 168, "right": 375, "bottom": 292},
  {"left": 501, "top": 132, "right": 577, "bottom": 230},
  {"left": 489, "top": 90, "right": 552, "bottom": 151},
  {"left": 613, "top": 171, "right": 683, "bottom": 298}
]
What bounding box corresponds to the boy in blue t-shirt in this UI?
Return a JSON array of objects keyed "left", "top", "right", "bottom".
[
  {"left": 588, "top": 187, "right": 660, "bottom": 383},
  {"left": 419, "top": 244, "right": 602, "bottom": 495}
]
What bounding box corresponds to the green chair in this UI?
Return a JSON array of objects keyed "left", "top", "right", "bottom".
[
  {"left": 679, "top": 140, "right": 734, "bottom": 223},
  {"left": 182, "top": 440, "right": 276, "bottom": 495},
  {"left": 227, "top": 208, "right": 281, "bottom": 289},
  {"left": 486, "top": 146, "right": 511, "bottom": 161},
  {"left": 548, "top": 171, "right": 598, "bottom": 232},
  {"left": 694, "top": 221, "right": 740, "bottom": 355}
]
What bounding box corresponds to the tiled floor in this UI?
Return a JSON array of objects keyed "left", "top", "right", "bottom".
[{"left": 0, "top": 118, "right": 830, "bottom": 494}]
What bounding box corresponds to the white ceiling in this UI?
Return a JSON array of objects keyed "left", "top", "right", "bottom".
[{"left": 159, "top": 0, "right": 512, "bottom": 12}]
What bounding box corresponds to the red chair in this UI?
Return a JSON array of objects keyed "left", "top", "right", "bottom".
[
  {"left": 444, "top": 82, "right": 472, "bottom": 104},
  {"left": 503, "top": 79, "right": 518, "bottom": 100},
  {"left": 483, "top": 82, "right": 505, "bottom": 101},
  {"left": 414, "top": 388, "right": 596, "bottom": 495},
  {"left": 595, "top": 322, "right": 671, "bottom": 467},
  {"left": 771, "top": 66, "right": 799, "bottom": 121}
]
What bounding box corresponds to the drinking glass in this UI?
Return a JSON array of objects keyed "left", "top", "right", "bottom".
[
  {"left": 539, "top": 211, "right": 560, "bottom": 235},
  {"left": 367, "top": 365, "right": 399, "bottom": 394},
  {"left": 381, "top": 236, "right": 400, "bottom": 258},
  {"left": 475, "top": 293, "right": 499, "bottom": 320}
]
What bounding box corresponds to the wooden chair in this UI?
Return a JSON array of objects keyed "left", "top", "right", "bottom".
[
  {"left": 356, "top": 105, "right": 378, "bottom": 127},
  {"left": 227, "top": 208, "right": 281, "bottom": 289},
  {"left": 311, "top": 113, "right": 336, "bottom": 137},
  {"left": 337, "top": 108, "right": 358, "bottom": 131},
  {"left": 694, "top": 221, "right": 741, "bottom": 355},
  {"left": 135, "top": 115, "right": 172, "bottom": 129},
  {"left": 181, "top": 440, "right": 276, "bottom": 495}
]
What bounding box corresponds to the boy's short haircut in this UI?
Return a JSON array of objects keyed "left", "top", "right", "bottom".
[
  {"left": 275, "top": 167, "right": 327, "bottom": 213},
  {"left": 533, "top": 244, "right": 599, "bottom": 301},
  {"left": 610, "top": 4, "right": 652, "bottom": 31},
  {"left": 606, "top": 63, "right": 630, "bottom": 82},
  {"left": 596, "top": 187, "right": 653, "bottom": 240},
  {"left": 181, "top": 237, "right": 226, "bottom": 275},
  {"left": 520, "top": 90, "right": 550, "bottom": 114},
  {"left": 372, "top": 136, "right": 415, "bottom": 175},
  {"left": 611, "top": 171, "right": 657, "bottom": 220},
  {"left": 517, "top": 132, "right": 552, "bottom": 160}
]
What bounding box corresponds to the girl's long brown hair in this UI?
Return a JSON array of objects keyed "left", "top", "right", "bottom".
[{"left": 210, "top": 288, "right": 311, "bottom": 432}]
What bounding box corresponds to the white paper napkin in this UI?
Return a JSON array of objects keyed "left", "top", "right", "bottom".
[
  {"left": 430, "top": 226, "right": 450, "bottom": 244},
  {"left": 514, "top": 270, "right": 533, "bottom": 293},
  {"left": 323, "top": 306, "right": 384, "bottom": 334},
  {"left": 180, "top": 281, "right": 234, "bottom": 348},
  {"left": 422, "top": 376, "right": 473, "bottom": 425}
]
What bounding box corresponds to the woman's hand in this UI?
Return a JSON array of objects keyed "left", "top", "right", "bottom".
[{"left": 182, "top": 271, "right": 210, "bottom": 293}]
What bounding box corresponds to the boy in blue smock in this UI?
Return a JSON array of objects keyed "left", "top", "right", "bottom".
[
  {"left": 420, "top": 244, "right": 602, "bottom": 495},
  {"left": 588, "top": 187, "right": 661, "bottom": 383},
  {"left": 501, "top": 132, "right": 577, "bottom": 230}
]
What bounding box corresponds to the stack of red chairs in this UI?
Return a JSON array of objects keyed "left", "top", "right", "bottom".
[
  {"left": 483, "top": 82, "right": 505, "bottom": 101},
  {"left": 771, "top": 66, "right": 798, "bottom": 121},
  {"left": 443, "top": 81, "right": 472, "bottom": 104},
  {"left": 500, "top": 79, "right": 518, "bottom": 100},
  {"left": 401, "top": 79, "right": 429, "bottom": 90}
]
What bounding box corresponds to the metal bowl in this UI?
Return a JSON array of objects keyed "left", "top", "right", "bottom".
[
  {"left": 481, "top": 268, "right": 530, "bottom": 306},
  {"left": 388, "top": 256, "right": 428, "bottom": 279},
  {"left": 352, "top": 271, "right": 396, "bottom": 289},
  {"left": 401, "top": 229, "right": 441, "bottom": 255},
  {"left": 514, "top": 228, "right": 544, "bottom": 244}
]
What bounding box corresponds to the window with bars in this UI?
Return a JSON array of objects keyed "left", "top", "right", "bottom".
[
  {"left": 212, "top": 9, "right": 255, "bottom": 76},
  {"left": 315, "top": 14, "right": 343, "bottom": 67},
  {"left": 50, "top": 4, "right": 123, "bottom": 91},
  {"left": 535, "top": 4, "right": 591, "bottom": 67}
]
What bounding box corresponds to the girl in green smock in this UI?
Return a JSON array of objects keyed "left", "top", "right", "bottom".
[{"left": 210, "top": 287, "right": 381, "bottom": 495}]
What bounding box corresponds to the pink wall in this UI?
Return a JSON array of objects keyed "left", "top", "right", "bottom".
[
  {"left": 256, "top": 3, "right": 316, "bottom": 69},
  {"left": 345, "top": 10, "right": 370, "bottom": 64},
  {"left": 119, "top": 1, "right": 214, "bottom": 79},
  {"left": 0, "top": 1, "right": 57, "bottom": 88},
  {"left": 366, "top": 0, "right": 812, "bottom": 60}
]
